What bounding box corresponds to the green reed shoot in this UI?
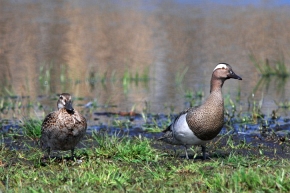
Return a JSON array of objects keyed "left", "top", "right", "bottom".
[
  {"left": 175, "top": 66, "right": 188, "bottom": 85},
  {"left": 250, "top": 55, "right": 289, "bottom": 77}
]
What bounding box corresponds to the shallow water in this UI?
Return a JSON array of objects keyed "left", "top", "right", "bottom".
[{"left": 1, "top": 1, "right": 290, "bottom": 134}]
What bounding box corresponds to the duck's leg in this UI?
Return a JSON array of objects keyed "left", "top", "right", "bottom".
[
  {"left": 184, "top": 145, "right": 189, "bottom": 159},
  {"left": 71, "top": 148, "right": 75, "bottom": 159},
  {"left": 173, "top": 148, "right": 178, "bottom": 157},
  {"left": 201, "top": 145, "right": 206, "bottom": 160},
  {"left": 47, "top": 147, "right": 51, "bottom": 158}
]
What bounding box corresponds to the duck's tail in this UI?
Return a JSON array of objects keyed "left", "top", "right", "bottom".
[{"left": 157, "top": 124, "right": 174, "bottom": 143}]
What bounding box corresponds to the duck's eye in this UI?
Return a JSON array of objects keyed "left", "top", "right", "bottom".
[
  {"left": 222, "top": 67, "right": 225, "bottom": 69},
  {"left": 60, "top": 96, "right": 63, "bottom": 100}
]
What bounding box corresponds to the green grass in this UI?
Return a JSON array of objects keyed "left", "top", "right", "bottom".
[
  {"left": 1, "top": 131, "right": 290, "bottom": 192},
  {"left": 21, "top": 119, "right": 42, "bottom": 139},
  {"left": 92, "top": 132, "right": 158, "bottom": 162}
]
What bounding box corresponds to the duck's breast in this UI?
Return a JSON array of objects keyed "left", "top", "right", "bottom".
[{"left": 186, "top": 97, "right": 224, "bottom": 140}]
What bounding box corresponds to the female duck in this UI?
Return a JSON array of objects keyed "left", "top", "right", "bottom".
[{"left": 40, "top": 93, "right": 87, "bottom": 158}]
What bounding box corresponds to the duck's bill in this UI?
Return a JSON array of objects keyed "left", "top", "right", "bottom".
[
  {"left": 65, "top": 101, "right": 74, "bottom": 111},
  {"left": 228, "top": 72, "right": 242, "bottom": 80}
]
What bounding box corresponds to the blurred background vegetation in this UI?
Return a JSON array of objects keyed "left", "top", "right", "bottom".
[{"left": 1, "top": 0, "right": 290, "bottom": 117}]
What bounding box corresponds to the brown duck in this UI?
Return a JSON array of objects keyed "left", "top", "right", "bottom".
[
  {"left": 40, "top": 93, "right": 87, "bottom": 158},
  {"left": 159, "top": 63, "right": 242, "bottom": 159}
]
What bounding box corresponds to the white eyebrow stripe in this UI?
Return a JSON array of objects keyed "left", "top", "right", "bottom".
[{"left": 213, "top": 64, "right": 228, "bottom": 71}]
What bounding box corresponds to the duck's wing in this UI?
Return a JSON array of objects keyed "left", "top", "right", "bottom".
[
  {"left": 162, "top": 108, "right": 191, "bottom": 133},
  {"left": 158, "top": 108, "right": 192, "bottom": 143},
  {"left": 41, "top": 111, "right": 57, "bottom": 132}
]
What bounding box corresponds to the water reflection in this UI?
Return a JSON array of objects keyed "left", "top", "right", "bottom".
[
  {"left": 253, "top": 77, "right": 288, "bottom": 96},
  {"left": 1, "top": 1, "right": 290, "bottom": 119}
]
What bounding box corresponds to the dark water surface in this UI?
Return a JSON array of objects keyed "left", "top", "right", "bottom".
[{"left": 1, "top": 0, "right": 290, "bottom": 134}]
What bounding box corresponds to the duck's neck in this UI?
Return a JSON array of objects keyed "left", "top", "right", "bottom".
[
  {"left": 206, "top": 76, "right": 225, "bottom": 109},
  {"left": 210, "top": 76, "right": 225, "bottom": 93}
]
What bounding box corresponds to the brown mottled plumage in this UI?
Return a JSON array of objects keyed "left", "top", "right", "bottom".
[
  {"left": 186, "top": 89, "right": 224, "bottom": 141},
  {"left": 40, "top": 93, "right": 87, "bottom": 158},
  {"left": 159, "top": 63, "right": 242, "bottom": 160}
]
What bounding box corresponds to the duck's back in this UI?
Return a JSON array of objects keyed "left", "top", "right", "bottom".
[{"left": 40, "top": 108, "right": 87, "bottom": 151}]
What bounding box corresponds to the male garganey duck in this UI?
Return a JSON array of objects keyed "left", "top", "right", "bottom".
[{"left": 159, "top": 63, "right": 242, "bottom": 160}]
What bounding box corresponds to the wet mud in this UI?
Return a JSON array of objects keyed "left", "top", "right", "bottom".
[{"left": 1, "top": 112, "right": 290, "bottom": 161}]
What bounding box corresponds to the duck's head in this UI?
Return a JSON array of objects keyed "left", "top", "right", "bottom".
[
  {"left": 57, "top": 93, "right": 74, "bottom": 112},
  {"left": 213, "top": 63, "right": 242, "bottom": 80}
]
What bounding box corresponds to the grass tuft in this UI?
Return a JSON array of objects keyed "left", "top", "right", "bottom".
[
  {"left": 92, "top": 132, "right": 158, "bottom": 162},
  {"left": 22, "top": 119, "right": 42, "bottom": 139}
]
